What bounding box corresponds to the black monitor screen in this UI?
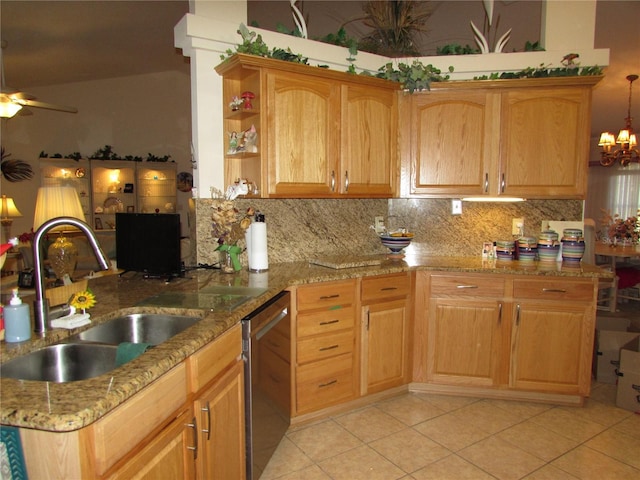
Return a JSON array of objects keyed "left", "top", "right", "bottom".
[{"left": 115, "top": 213, "right": 181, "bottom": 276}]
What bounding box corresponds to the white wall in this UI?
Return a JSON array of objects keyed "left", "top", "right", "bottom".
[{"left": 1, "top": 70, "right": 192, "bottom": 237}]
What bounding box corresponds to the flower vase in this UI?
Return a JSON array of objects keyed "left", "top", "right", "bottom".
[{"left": 219, "top": 250, "right": 235, "bottom": 274}]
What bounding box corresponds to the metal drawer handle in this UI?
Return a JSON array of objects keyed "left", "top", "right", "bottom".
[
  {"left": 186, "top": 417, "right": 198, "bottom": 459},
  {"left": 319, "top": 294, "right": 340, "bottom": 300},
  {"left": 381, "top": 287, "right": 398, "bottom": 291},
  {"left": 542, "top": 288, "right": 567, "bottom": 293},
  {"left": 319, "top": 344, "right": 339, "bottom": 351},
  {"left": 498, "top": 302, "right": 502, "bottom": 326},
  {"left": 319, "top": 379, "right": 337, "bottom": 388},
  {"left": 456, "top": 285, "right": 478, "bottom": 289},
  {"left": 515, "top": 304, "right": 521, "bottom": 326},
  {"left": 330, "top": 170, "right": 336, "bottom": 192},
  {"left": 344, "top": 170, "right": 349, "bottom": 192},
  {"left": 501, "top": 173, "right": 506, "bottom": 193},
  {"left": 201, "top": 401, "right": 211, "bottom": 441},
  {"left": 319, "top": 319, "right": 340, "bottom": 326}
]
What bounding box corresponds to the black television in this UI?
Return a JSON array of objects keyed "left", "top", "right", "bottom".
[{"left": 115, "top": 213, "right": 182, "bottom": 278}]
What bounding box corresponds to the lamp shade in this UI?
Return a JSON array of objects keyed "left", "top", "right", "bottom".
[
  {"left": 0, "top": 97, "right": 22, "bottom": 118},
  {"left": 1, "top": 195, "right": 22, "bottom": 219},
  {"left": 33, "top": 186, "right": 86, "bottom": 231}
]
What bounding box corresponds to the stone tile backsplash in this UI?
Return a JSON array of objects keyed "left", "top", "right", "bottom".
[{"left": 192, "top": 198, "right": 583, "bottom": 266}]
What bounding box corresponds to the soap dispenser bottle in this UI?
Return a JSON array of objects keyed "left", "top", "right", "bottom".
[{"left": 5, "top": 288, "right": 31, "bottom": 343}]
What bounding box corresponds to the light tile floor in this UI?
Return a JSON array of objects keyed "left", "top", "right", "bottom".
[{"left": 261, "top": 381, "right": 640, "bottom": 480}]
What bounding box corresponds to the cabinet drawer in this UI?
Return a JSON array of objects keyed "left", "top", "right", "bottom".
[
  {"left": 297, "top": 280, "right": 356, "bottom": 311},
  {"left": 296, "top": 353, "right": 354, "bottom": 413},
  {"left": 430, "top": 275, "right": 505, "bottom": 298},
  {"left": 297, "top": 307, "right": 355, "bottom": 338},
  {"left": 362, "top": 273, "right": 410, "bottom": 303},
  {"left": 89, "top": 363, "right": 188, "bottom": 476},
  {"left": 188, "top": 324, "right": 242, "bottom": 393},
  {"left": 513, "top": 279, "right": 594, "bottom": 301},
  {"left": 297, "top": 330, "right": 354, "bottom": 364}
]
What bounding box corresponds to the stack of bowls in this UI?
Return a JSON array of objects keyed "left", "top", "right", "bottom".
[
  {"left": 537, "top": 230, "right": 560, "bottom": 261},
  {"left": 495, "top": 240, "right": 515, "bottom": 261},
  {"left": 517, "top": 236, "right": 538, "bottom": 261},
  {"left": 561, "top": 228, "right": 585, "bottom": 262}
]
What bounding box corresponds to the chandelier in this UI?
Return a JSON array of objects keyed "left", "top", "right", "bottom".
[{"left": 599, "top": 74, "right": 639, "bottom": 167}]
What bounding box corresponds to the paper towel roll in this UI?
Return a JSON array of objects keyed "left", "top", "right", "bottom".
[{"left": 246, "top": 222, "right": 269, "bottom": 271}]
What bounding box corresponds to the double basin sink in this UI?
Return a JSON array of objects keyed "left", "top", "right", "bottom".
[
  {"left": 0, "top": 285, "right": 269, "bottom": 383},
  {"left": 0, "top": 314, "right": 200, "bottom": 383}
]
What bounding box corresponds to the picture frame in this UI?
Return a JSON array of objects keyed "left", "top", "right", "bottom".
[
  {"left": 95, "top": 218, "right": 103, "bottom": 230},
  {"left": 126, "top": 205, "right": 135, "bottom": 213},
  {"left": 124, "top": 183, "right": 134, "bottom": 193}
]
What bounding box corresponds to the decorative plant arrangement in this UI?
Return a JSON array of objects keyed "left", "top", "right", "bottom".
[
  {"left": 211, "top": 200, "right": 255, "bottom": 272},
  {"left": 474, "top": 55, "right": 603, "bottom": 80},
  {"left": 1, "top": 147, "right": 33, "bottom": 182},
  {"left": 600, "top": 209, "right": 640, "bottom": 245},
  {"left": 39, "top": 146, "right": 174, "bottom": 162},
  {"left": 376, "top": 60, "right": 451, "bottom": 93},
  {"left": 340, "top": 0, "right": 433, "bottom": 57}
]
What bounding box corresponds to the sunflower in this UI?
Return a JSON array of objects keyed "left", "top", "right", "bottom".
[{"left": 71, "top": 290, "right": 97, "bottom": 311}]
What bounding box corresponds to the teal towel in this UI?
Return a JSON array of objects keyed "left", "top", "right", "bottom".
[
  {"left": 116, "top": 342, "right": 152, "bottom": 367},
  {"left": 0, "top": 426, "right": 28, "bottom": 480}
]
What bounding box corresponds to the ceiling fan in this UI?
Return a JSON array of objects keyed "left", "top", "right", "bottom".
[{"left": 1, "top": 40, "right": 78, "bottom": 118}]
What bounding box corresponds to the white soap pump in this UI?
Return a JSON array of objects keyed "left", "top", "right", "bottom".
[{"left": 4, "top": 288, "right": 31, "bottom": 343}]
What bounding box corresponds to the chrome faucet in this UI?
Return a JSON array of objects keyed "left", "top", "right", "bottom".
[{"left": 32, "top": 217, "right": 110, "bottom": 334}]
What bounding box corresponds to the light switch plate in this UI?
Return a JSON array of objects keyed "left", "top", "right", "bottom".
[{"left": 452, "top": 200, "right": 462, "bottom": 215}]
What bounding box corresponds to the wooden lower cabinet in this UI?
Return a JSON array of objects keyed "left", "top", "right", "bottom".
[
  {"left": 427, "top": 298, "right": 504, "bottom": 387},
  {"left": 510, "top": 279, "right": 596, "bottom": 396},
  {"left": 193, "top": 361, "right": 245, "bottom": 480},
  {"left": 418, "top": 272, "right": 597, "bottom": 400},
  {"left": 106, "top": 408, "right": 196, "bottom": 480},
  {"left": 361, "top": 273, "right": 411, "bottom": 395},
  {"left": 20, "top": 324, "right": 245, "bottom": 480}
]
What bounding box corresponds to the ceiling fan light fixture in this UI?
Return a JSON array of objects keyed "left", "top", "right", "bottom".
[{"left": 0, "top": 96, "right": 21, "bottom": 118}]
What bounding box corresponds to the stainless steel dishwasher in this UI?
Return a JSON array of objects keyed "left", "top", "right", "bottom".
[{"left": 242, "top": 290, "right": 291, "bottom": 480}]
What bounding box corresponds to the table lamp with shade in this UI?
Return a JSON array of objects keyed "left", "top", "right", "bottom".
[
  {"left": 1, "top": 195, "right": 22, "bottom": 244},
  {"left": 33, "top": 186, "right": 86, "bottom": 283}
]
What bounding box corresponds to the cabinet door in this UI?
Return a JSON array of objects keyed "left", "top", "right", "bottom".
[
  {"left": 500, "top": 86, "right": 590, "bottom": 198},
  {"left": 510, "top": 302, "right": 591, "bottom": 395},
  {"left": 106, "top": 409, "right": 195, "bottom": 480},
  {"left": 408, "top": 90, "right": 499, "bottom": 196},
  {"left": 427, "top": 298, "right": 503, "bottom": 387},
  {"left": 195, "top": 360, "right": 245, "bottom": 480},
  {"left": 362, "top": 299, "right": 409, "bottom": 394},
  {"left": 265, "top": 70, "right": 340, "bottom": 196},
  {"left": 341, "top": 84, "right": 397, "bottom": 197}
]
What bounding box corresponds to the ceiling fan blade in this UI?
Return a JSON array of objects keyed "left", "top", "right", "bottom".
[{"left": 15, "top": 98, "right": 78, "bottom": 113}]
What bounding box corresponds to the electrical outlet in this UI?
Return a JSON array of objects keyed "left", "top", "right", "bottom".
[
  {"left": 512, "top": 218, "right": 524, "bottom": 236},
  {"left": 374, "top": 216, "right": 385, "bottom": 233},
  {"left": 451, "top": 199, "right": 462, "bottom": 215}
]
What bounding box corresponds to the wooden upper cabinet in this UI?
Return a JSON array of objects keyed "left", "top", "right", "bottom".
[
  {"left": 266, "top": 69, "right": 340, "bottom": 196},
  {"left": 408, "top": 89, "right": 499, "bottom": 197},
  {"left": 216, "top": 54, "right": 399, "bottom": 198},
  {"left": 401, "top": 76, "right": 601, "bottom": 199},
  {"left": 500, "top": 86, "right": 591, "bottom": 198},
  {"left": 341, "top": 84, "right": 398, "bottom": 197}
]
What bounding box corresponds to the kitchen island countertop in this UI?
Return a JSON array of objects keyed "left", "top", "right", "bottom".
[{"left": 0, "top": 255, "right": 611, "bottom": 431}]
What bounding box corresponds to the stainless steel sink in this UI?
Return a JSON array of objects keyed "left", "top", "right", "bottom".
[
  {"left": 71, "top": 313, "right": 200, "bottom": 346},
  {"left": 0, "top": 343, "right": 118, "bottom": 382},
  {"left": 0, "top": 314, "right": 200, "bottom": 382}
]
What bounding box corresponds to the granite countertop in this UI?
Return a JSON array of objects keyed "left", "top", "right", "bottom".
[{"left": 0, "top": 255, "right": 611, "bottom": 432}]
